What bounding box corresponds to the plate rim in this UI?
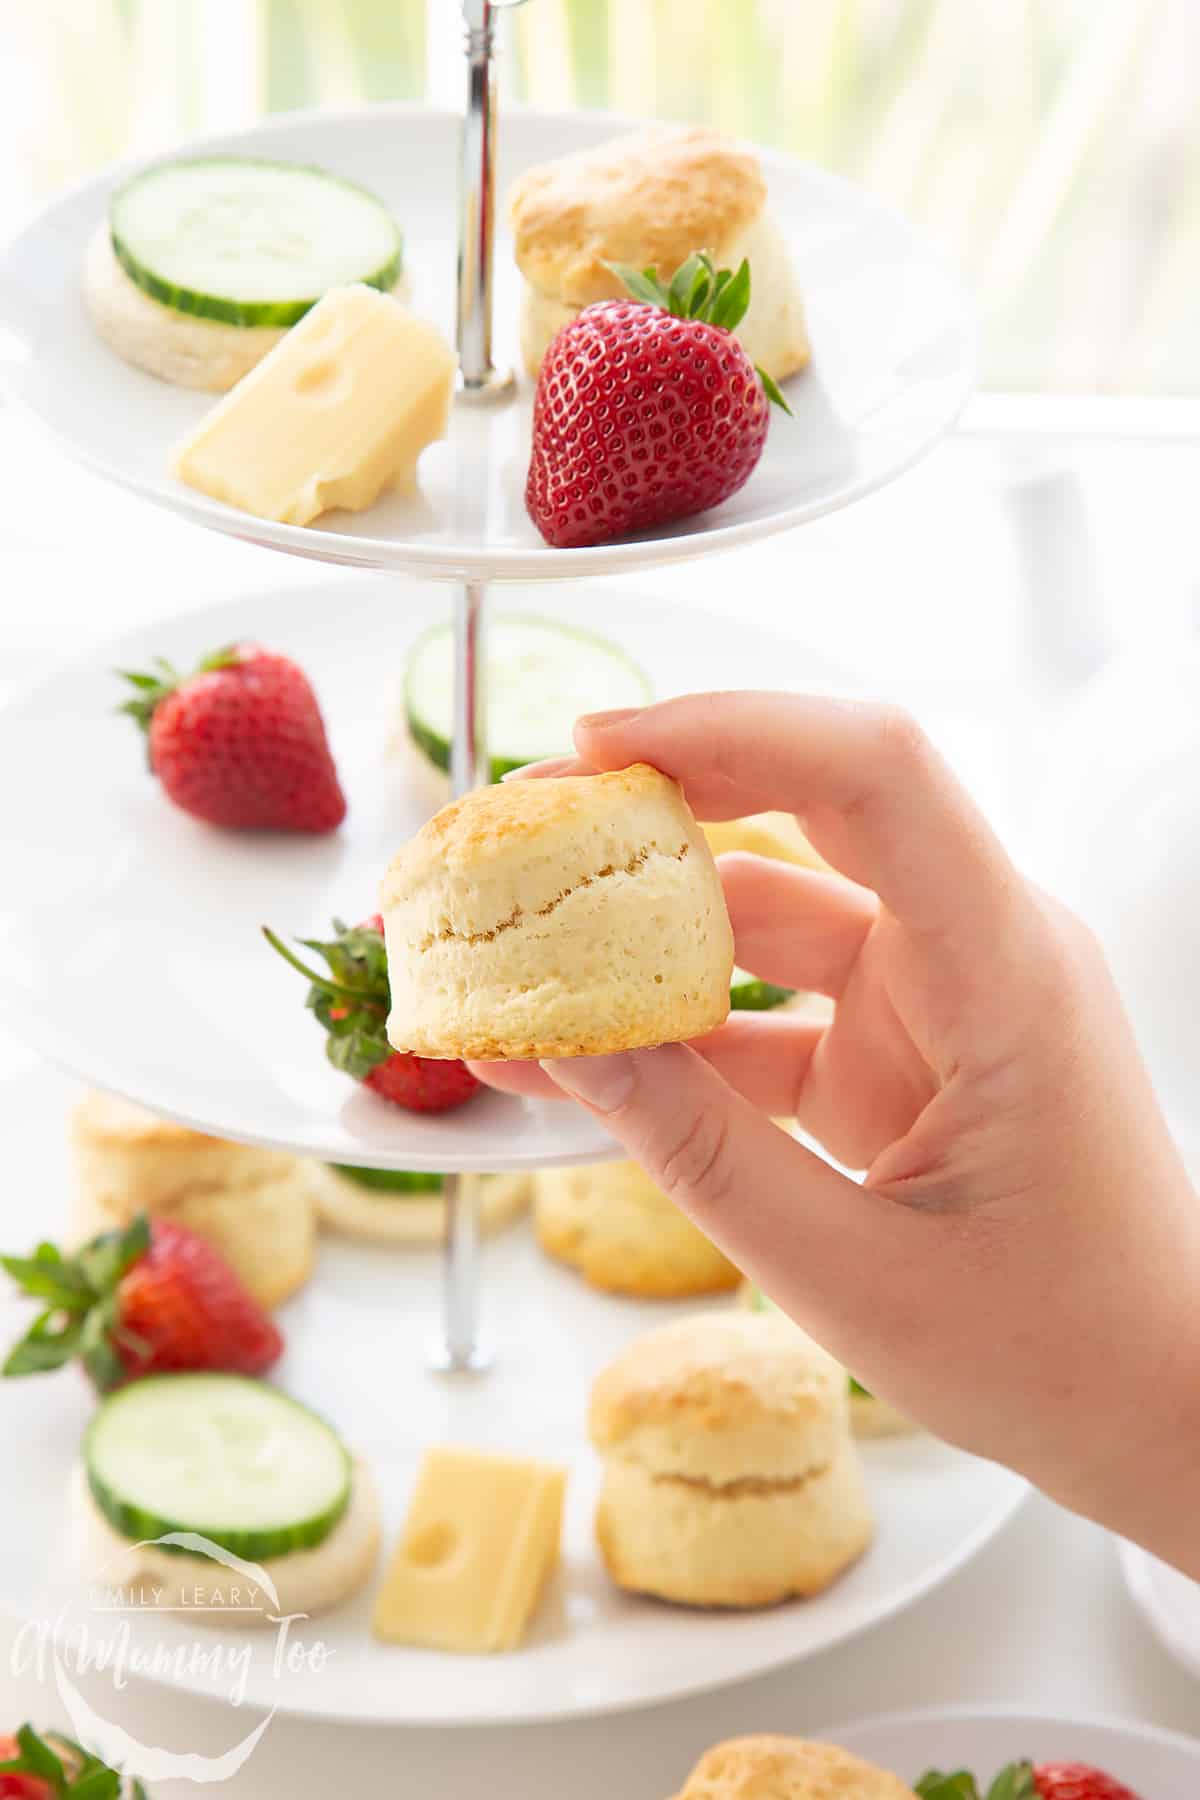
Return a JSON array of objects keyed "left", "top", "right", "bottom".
[
  {"left": 1117, "top": 1537, "right": 1200, "bottom": 1682},
  {"left": 0, "top": 100, "right": 976, "bottom": 583},
  {"left": 818, "top": 1701, "right": 1200, "bottom": 1759}
]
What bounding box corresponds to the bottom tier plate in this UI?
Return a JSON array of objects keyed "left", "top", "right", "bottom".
[
  {"left": 0, "top": 1059, "right": 1026, "bottom": 1726},
  {"left": 826, "top": 1708, "right": 1200, "bottom": 1794},
  {"left": 1118, "top": 1539, "right": 1200, "bottom": 1685}
]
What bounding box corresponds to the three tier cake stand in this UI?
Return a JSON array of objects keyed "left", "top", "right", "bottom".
[{"left": 0, "top": 0, "right": 1019, "bottom": 1727}]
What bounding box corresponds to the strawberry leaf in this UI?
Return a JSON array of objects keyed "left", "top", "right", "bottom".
[
  {"left": 115, "top": 644, "right": 239, "bottom": 738},
  {"left": 915, "top": 1774, "right": 981, "bottom": 1800},
  {"left": 986, "top": 1767, "right": 1037, "bottom": 1800},
  {"left": 2, "top": 1215, "right": 151, "bottom": 1387},
  {"left": 709, "top": 257, "right": 751, "bottom": 330},
  {"left": 756, "top": 365, "right": 793, "bottom": 415},
  {"left": 264, "top": 917, "right": 394, "bottom": 1086},
  {"left": 606, "top": 262, "right": 668, "bottom": 308},
  {"left": 5, "top": 1724, "right": 67, "bottom": 1787}
]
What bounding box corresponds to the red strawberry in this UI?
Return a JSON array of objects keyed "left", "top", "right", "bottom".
[
  {"left": 262, "top": 913, "right": 480, "bottom": 1115},
  {"left": 2, "top": 1215, "right": 282, "bottom": 1393},
  {"left": 0, "top": 1726, "right": 147, "bottom": 1798},
  {"left": 118, "top": 641, "right": 345, "bottom": 832},
  {"left": 916, "top": 1762, "right": 1142, "bottom": 1800},
  {"left": 526, "top": 251, "right": 790, "bottom": 549}
]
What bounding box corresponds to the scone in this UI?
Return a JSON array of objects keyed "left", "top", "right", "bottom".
[
  {"left": 737, "top": 1284, "right": 917, "bottom": 1439},
  {"left": 70, "top": 1090, "right": 317, "bottom": 1308},
  {"left": 671, "top": 1736, "right": 918, "bottom": 1800},
  {"left": 381, "top": 764, "right": 734, "bottom": 1060},
  {"left": 534, "top": 1160, "right": 740, "bottom": 1298},
  {"left": 701, "top": 811, "right": 828, "bottom": 870},
  {"left": 590, "top": 1312, "right": 873, "bottom": 1607},
  {"left": 508, "top": 126, "right": 810, "bottom": 383},
  {"left": 311, "top": 1166, "right": 531, "bottom": 1246}
]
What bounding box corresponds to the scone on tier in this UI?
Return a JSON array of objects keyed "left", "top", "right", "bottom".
[
  {"left": 589, "top": 1312, "right": 873, "bottom": 1607},
  {"left": 671, "top": 1736, "right": 918, "bottom": 1800},
  {"left": 381, "top": 764, "right": 734, "bottom": 1060},
  {"left": 534, "top": 1160, "right": 740, "bottom": 1298},
  {"left": 70, "top": 1090, "right": 317, "bottom": 1308},
  {"left": 311, "top": 1166, "right": 531, "bottom": 1247},
  {"left": 508, "top": 126, "right": 810, "bottom": 384}
]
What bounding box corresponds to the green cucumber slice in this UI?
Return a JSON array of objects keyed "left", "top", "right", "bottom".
[
  {"left": 329, "top": 1164, "right": 443, "bottom": 1196},
  {"left": 85, "top": 1373, "right": 351, "bottom": 1561},
  {"left": 405, "top": 615, "right": 653, "bottom": 784},
  {"left": 110, "top": 157, "right": 402, "bottom": 328},
  {"left": 730, "top": 967, "right": 796, "bottom": 1011}
]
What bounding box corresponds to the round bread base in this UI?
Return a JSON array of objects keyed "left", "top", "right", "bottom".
[
  {"left": 595, "top": 1445, "right": 874, "bottom": 1609},
  {"left": 70, "top": 1459, "right": 380, "bottom": 1626},
  {"left": 311, "top": 1167, "right": 531, "bottom": 1246}
]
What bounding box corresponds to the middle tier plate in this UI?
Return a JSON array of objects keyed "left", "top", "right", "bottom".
[{"left": 0, "top": 578, "right": 847, "bottom": 1171}]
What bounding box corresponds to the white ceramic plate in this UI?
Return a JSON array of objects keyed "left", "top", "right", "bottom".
[
  {"left": 0, "top": 577, "right": 846, "bottom": 1171},
  {"left": 1119, "top": 1540, "right": 1200, "bottom": 1685},
  {"left": 0, "top": 104, "right": 973, "bottom": 582},
  {"left": 0, "top": 1059, "right": 1026, "bottom": 1725},
  {"left": 826, "top": 1707, "right": 1200, "bottom": 1796}
]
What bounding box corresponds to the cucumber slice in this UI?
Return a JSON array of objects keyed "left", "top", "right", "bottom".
[
  {"left": 406, "top": 615, "right": 653, "bottom": 784},
  {"left": 730, "top": 967, "right": 796, "bottom": 1011},
  {"left": 330, "top": 1164, "right": 443, "bottom": 1196},
  {"left": 85, "top": 1373, "right": 351, "bottom": 1561},
  {"left": 110, "top": 158, "right": 402, "bottom": 328}
]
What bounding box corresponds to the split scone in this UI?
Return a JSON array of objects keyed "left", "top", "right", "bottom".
[
  {"left": 590, "top": 1312, "right": 873, "bottom": 1607},
  {"left": 671, "top": 1736, "right": 918, "bottom": 1800},
  {"left": 381, "top": 764, "right": 734, "bottom": 1060},
  {"left": 508, "top": 125, "right": 810, "bottom": 384},
  {"left": 311, "top": 1166, "right": 531, "bottom": 1247},
  {"left": 70, "top": 1090, "right": 317, "bottom": 1308},
  {"left": 533, "top": 1160, "right": 740, "bottom": 1298}
]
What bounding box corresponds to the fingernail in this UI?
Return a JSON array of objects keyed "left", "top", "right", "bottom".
[
  {"left": 501, "top": 756, "right": 576, "bottom": 782},
  {"left": 577, "top": 707, "right": 642, "bottom": 730},
  {"left": 540, "top": 1052, "right": 635, "bottom": 1112}
]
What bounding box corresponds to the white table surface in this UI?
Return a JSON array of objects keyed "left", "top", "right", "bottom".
[{"left": 0, "top": 401, "right": 1198, "bottom": 1791}]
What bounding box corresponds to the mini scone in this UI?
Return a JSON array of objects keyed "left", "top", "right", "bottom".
[
  {"left": 533, "top": 1160, "right": 740, "bottom": 1298},
  {"left": 589, "top": 1312, "right": 873, "bottom": 1607},
  {"left": 508, "top": 125, "right": 810, "bottom": 383},
  {"left": 70, "top": 1090, "right": 317, "bottom": 1308},
  {"left": 671, "top": 1736, "right": 918, "bottom": 1800},
  {"left": 381, "top": 764, "right": 734, "bottom": 1060},
  {"left": 311, "top": 1166, "right": 531, "bottom": 1247}
]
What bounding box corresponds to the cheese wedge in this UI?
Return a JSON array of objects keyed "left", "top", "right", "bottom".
[
  {"left": 372, "top": 1446, "right": 567, "bottom": 1653},
  {"left": 171, "top": 284, "right": 455, "bottom": 526}
]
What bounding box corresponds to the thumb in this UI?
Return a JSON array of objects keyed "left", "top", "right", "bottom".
[{"left": 540, "top": 1043, "right": 898, "bottom": 1324}]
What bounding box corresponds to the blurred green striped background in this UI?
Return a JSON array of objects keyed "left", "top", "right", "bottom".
[{"left": 3, "top": 0, "right": 1197, "bottom": 393}]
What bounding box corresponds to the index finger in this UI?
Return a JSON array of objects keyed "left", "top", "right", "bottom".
[{"left": 573, "top": 692, "right": 1017, "bottom": 945}]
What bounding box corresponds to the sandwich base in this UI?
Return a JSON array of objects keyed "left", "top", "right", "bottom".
[
  {"left": 70, "top": 1459, "right": 380, "bottom": 1626},
  {"left": 311, "top": 1167, "right": 531, "bottom": 1246}
]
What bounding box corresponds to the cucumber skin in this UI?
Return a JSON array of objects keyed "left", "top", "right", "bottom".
[
  {"left": 729, "top": 977, "right": 796, "bottom": 1011},
  {"left": 84, "top": 1374, "right": 352, "bottom": 1562},
  {"left": 330, "top": 1164, "right": 443, "bottom": 1195},
  {"left": 404, "top": 615, "right": 653, "bottom": 786},
  {"left": 110, "top": 158, "right": 403, "bottom": 329}
]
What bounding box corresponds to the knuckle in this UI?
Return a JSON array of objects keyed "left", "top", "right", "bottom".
[
  {"left": 872, "top": 703, "right": 929, "bottom": 772},
  {"left": 655, "top": 1108, "right": 737, "bottom": 1209}
]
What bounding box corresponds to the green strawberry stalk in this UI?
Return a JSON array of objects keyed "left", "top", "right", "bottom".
[
  {"left": 0, "top": 1724, "right": 148, "bottom": 1797},
  {"left": 606, "top": 250, "right": 793, "bottom": 413},
  {"left": 262, "top": 916, "right": 479, "bottom": 1113},
  {"left": 916, "top": 1770, "right": 1035, "bottom": 1800}
]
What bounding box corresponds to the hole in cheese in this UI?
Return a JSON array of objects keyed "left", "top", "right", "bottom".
[
  {"left": 405, "top": 1520, "right": 458, "bottom": 1568},
  {"left": 294, "top": 356, "right": 339, "bottom": 395}
]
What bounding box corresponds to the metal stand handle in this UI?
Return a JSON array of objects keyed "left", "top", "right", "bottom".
[{"left": 456, "top": 0, "right": 526, "bottom": 402}]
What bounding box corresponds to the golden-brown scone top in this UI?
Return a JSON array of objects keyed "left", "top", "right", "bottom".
[
  {"left": 590, "top": 1310, "right": 848, "bottom": 1485},
  {"left": 509, "top": 126, "right": 767, "bottom": 307},
  {"left": 671, "top": 1736, "right": 918, "bottom": 1800}
]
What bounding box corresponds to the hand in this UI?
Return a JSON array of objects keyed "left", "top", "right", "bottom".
[{"left": 472, "top": 693, "right": 1200, "bottom": 1577}]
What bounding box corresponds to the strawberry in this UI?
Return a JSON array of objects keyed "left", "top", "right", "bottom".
[
  {"left": 117, "top": 641, "right": 345, "bottom": 832},
  {"left": 1, "top": 1215, "right": 283, "bottom": 1392},
  {"left": 0, "top": 1725, "right": 147, "bottom": 1797},
  {"left": 262, "top": 914, "right": 480, "bottom": 1114},
  {"left": 916, "top": 1762, "right": 1143, "bottom": 1800},
  {"left": 526, "top": 251, "right": 790, "bottom": 548}
]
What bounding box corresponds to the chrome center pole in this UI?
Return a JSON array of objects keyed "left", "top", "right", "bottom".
[
  {"left": 456, "top": 0, "right": 524, "bottom": 402},
  {"left": 427, "top": 579, "right": 492, "bottom": 1374}
]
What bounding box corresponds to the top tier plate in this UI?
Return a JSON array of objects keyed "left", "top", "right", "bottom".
[{"left": 0, "top": 104, "right": 973, "bottom": 582}]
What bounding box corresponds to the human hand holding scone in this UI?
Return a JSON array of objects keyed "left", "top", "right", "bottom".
[{"left": 471, "top": 692, "right": 1200, "bottom": 1578}]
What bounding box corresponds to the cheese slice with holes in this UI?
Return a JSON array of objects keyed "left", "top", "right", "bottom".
[
  {"left": 372, "top": 1446, "right": 567, "bottom": 1653},
  {"left": 171, "top": 284, "right": 455, "bottom": 526}
]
